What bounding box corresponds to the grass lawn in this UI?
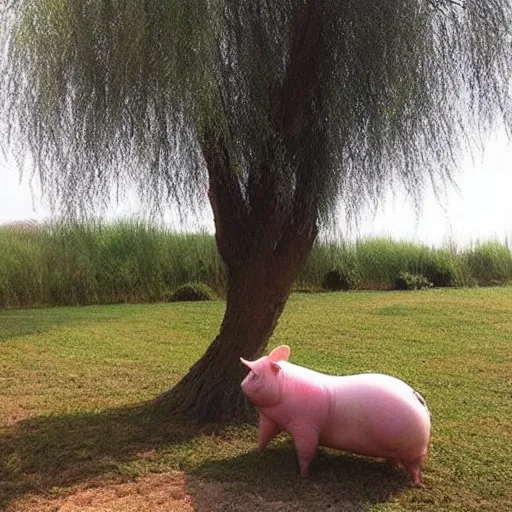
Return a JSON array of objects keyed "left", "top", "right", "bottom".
[{"left": 1, "top": 288, "right": 511, "bottom": 511}]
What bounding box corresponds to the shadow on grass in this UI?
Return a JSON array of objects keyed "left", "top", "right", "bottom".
[
  {"left": 0, "top": 403, "right": 206, "bottom": 509},
  {"left": 0, "top": 304, "right": 147, "bottom": 342},
  {"left": 1, "top": 405, "right": 411, "bottom": 511},
  {"left": 0, "top": 311, "right": 70, "bottom": 342},
  {"left": 187, "top": 443, "right": 411, "bottom": 511}
]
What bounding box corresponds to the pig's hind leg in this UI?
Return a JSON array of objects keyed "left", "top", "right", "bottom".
[
  {"left": 257, "top": 413, "right": 281, "bottom": 450},
  {"left": 402, "top": 455, "right": 426, "bottom": 487}
]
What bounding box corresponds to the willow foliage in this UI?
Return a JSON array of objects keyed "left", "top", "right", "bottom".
[{"left": 1, "top": 0, "right": 512, "bottom": 221}]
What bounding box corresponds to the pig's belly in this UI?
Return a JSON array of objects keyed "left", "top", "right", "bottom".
[
  {"left": 319, "top": 428, "right": 413, "bottom": 460},
  {"left": 319, "top": 385, "right": 429, "bottom": 460}
]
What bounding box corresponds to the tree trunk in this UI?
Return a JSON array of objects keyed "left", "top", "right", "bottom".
[{"left": 152, "top": 227, "right": 316, "bottom": 423}]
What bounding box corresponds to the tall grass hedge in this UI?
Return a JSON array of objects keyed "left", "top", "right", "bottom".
[
  {"left": 0, "top": 222, "right": 510, "bottom": 308},
  {"left": 0, "top": 221, "right": 224, "bottom": 308},
  {"left": 463, "top": 242, "right": 512, "bottom": 286},
  {"left": 296, "top": 238, "right": 474, "bottom": 291}
]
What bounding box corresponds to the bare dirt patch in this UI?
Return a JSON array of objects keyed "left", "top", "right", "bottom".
[{"left": 7, "top": 472, "right": 193, "bottom": 512}]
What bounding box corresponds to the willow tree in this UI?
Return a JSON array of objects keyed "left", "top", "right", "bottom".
[{"left": 1, "top": 1, "right": 511, "bottom": 422}]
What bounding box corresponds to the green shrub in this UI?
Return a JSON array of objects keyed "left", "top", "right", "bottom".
[
  {"left": 394, "top": 272, "right": 432, "bottom": 291},
  {"left": 419, "top": 250, "right": 462, "bottom": 287},
  {"left": 425, "top": 265, "right": 455, "bottom": 287},
  {"left": 322, "top": 268, "right": 351, "bottom": 291},
  {"left": 170, "top": 282, "right": 217, "bottom": 302}
]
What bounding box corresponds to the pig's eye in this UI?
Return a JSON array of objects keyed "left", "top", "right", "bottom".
[{"left": 250, "top": 371, "right": 258, "bottom": 380}]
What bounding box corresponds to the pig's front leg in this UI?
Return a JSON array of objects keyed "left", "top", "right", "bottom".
[
  {"left": 290, "top": 426, "right": 320, "bottom": 478},
  {"left": 258, "top": 413, "right": 281, "bottom": 450}
]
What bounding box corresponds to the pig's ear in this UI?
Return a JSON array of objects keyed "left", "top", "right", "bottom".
[
  {"left": 270, "top": 361, "right": 281, "bottom": 374},
  {"left": 268, "top": 345, "right": 291, "bottom": 362},
  {"left": 240, "top": 357, "right": 254, "bottom": 370}
]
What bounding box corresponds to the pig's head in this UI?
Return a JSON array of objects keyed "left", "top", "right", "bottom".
[{"left": 240, "top": 345, "right": 291, "bottom": 407}]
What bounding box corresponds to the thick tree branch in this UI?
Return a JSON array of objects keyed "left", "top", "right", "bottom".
[
  {"left": 280, "top": 0, "right": 324, "bottom": 137},
  {"left": 246, "top": 161, "right": 286, "bottom": 255},
  {"left": 203, "top": 137, "right": 250, "bottom": 267}
]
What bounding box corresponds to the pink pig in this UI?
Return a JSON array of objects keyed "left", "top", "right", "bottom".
[{"left": 240, "top": 345, "right": 431, "bottom": 486}]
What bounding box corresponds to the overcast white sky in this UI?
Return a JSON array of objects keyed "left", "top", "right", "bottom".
[{"left": 1, "top": 132, "right": 511, "bottom": 248}]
